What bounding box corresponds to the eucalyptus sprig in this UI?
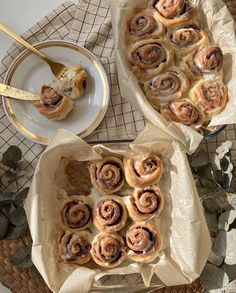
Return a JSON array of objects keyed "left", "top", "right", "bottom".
[
  {"left": 189, "top": 141, "right": 236, "bottom": 292},
  {"left": 0, "top": 145, "right": 40, "bottom": 276}
]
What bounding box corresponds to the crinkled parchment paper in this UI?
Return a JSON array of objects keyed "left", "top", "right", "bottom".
[
  {"left": 24, "top": 124, "right": 211, "bottom": 293},
  {"left": 111, "top": 0, "right": 236, "bottom": 154}
]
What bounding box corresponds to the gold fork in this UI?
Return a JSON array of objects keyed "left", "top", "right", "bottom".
[{"left": 0, "top": 22, "right": 68, "bottom": 80}]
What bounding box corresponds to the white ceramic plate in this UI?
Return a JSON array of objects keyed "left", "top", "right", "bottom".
[{"left": 2, "top": 40, "right": 110, "bottom": 144}]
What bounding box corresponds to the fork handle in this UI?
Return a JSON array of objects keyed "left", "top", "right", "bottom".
[{"left": 0, "top": 22, "right": 47, "bottom": 61}]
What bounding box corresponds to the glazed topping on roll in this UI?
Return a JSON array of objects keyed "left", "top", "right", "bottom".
[
  {"left": 61, "top": 198, "right": 92, "bottom": 229},
  {"left": 154, "top": 0, "right": 185, "bottom": 19},
  {"left": 161, "top": 99, "right": 201, "bottom": 126},
  {"left": 126, "top": 222, "right": 162, "bottom": 262},
  {"left": 92, "top": 233, "right": 126, "bottom": 267},
  {"left": 41, "top": 85, "right": 63, "bottom": 106},
  {"left": 192, "top": 80, "right": 228, "bottom": 117},
  {"left": 128, "top": 187, "right": 164, "bottom": 221},
  {"left": 146, "top": 71, "right": 180, "bottom": 96},
  {"left": 90, "top": 157, "right": 124, "bottom": 194},
  {"left": 129, "top": 10, "right": 157, "bottom": 36},
  {"left": 196, "top": 45, "right": 223, "bottom": 72},
  {"left": 171, "top": 25, "right": 201, "bottom": 47},
  {"left": 124, "top": 153, "right": 163, "bottom": 188},
  {"left": 58, "top": 231, "right": 91, "bottom": 265},
  {"left": 132, "top": 41, "right": 167, "bottom": 69}
]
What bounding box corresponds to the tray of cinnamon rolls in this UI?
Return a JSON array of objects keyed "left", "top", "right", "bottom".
[
  {"left": 111, "top": 0, "right": 236, "bottom": 135},
  {"left": 57, "top": 153, "right": 164, "bottom": 267}
]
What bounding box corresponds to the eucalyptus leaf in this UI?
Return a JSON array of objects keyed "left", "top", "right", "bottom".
[
  {"left": 200, "top": 263, "right": 229, "bottom": 290},
  {"left": 208, "top": 250, "right": 224, "bottom": 267},
  {"left": 9, "top": 207, "right": 27, "bottom": 226},
  {"left": 221, "top": 264, "right": 236, "bottom": 282},
  {"left": 11, "top": 247, "right": 28, "bottom": 265},
  {"left": 212, "top": 231, "right": 227, "bottom": 257},
  {"left": 212, "top": 170, "right": 230, "bottom": 189},
  {"left": 205, "top": 213, "right": 218, "bottom": 236},
  {"left": 6, "top": 222, "right": 28, "bottom": 239},
  {"left": 218, "top": 211, "right": 236, "bottom": 231},
  {"left": 0, "top": 212, "right": 9, "bottom": 239},
  {"left": 222, "top": 280, "right": 236, "bottom": 293},
  {"left": 1, "top": 203, "right": 15, "bottom": 219},
  {"left": 14, "top": 187, "right": 29, "bottom": 206},
  {"left": 18, "top": 255, "right": 33, "bottom": 268},
  {"left": 0, "top": 192, "right": 15, "bottom": 206},
  {"left": 227, "top": 193, "right": 236, "bottom": 210},
  {"left": 225, "top": 229, "right": 236, "bottom": 265},
  {"left": 190, "top": 150, "right": 209, "bottom": 168},
  {"left": 220, "top": 157, "right": 230, "bottom": 172},
  {"left": 203, "top": 198, "right": 221, "bottom": 214},
  {"left": 25, "top": 243, "right": 32, "bottom": 255},
  {"left": 2, "top": 146, "right": 22, "bottom": 169},
  {"left": 196, "top": 163, "right": 214, "bottom": 182},
  {"left": 30, "top": 265, "right": 41, "bottom": 278}
]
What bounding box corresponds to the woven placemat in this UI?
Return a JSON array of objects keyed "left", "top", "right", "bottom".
[{"left": 0, "top": 0, "right": 235, "bottom": 292}]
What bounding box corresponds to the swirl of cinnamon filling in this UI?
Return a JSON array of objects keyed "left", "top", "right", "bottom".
[
  {"left": 161, "top": 99, "right": 202, "bottom": 127},
  {"left": 60, "top": 196, "right": 92, "bottom": 230},
  {"left": 192, "top": 80, "right": 228, "bottom": 118},
  {"left": 126, "top": 222, "right": 162, "bottom": 263},
  {"left": 124, "top": 153, "right": 163, "bottom": 188},
  {"left": 196, "top": 46, "right": 223, "bottom": 72},
  {"left": 58, "top": 231, "right": 91, "bottom": 265},
  {"left": 91, "top": 233, "right": 126, "bottom": 268},
  {"left": 131, "top": 41, "right": 167, "bottom": 70},
  {"left": 171, "top": 26, "right": 201, "bottom": 47},
  {"left": 89, "top": 157, "right": 124, "bottom": 194},
  {"left": 155, "top": 0, "right": 185, "bottom": 19},
  {"left": 128, "top": 187, "right": 164, "bottom": 221},
  {"left": 129, "top": 10, "right": 157, "bottom": 36},
  {"left": 94, "top": 197, "right": 127, "bottom": 233}
]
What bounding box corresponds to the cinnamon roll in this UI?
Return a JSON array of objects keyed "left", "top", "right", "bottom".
[
  {"left": 151, "top": 0, "right": 196, "bottom": 27},
  {"left": 129, "top": 38, "right": 174, "bottom": 83},
  {"left": 60, "top": 196, "right": 92, "bottom": 231},
  {"left": 124, "top": 153, "right": 163, "bottom": 188},
  {"left": 91, "top": 232, "right": 126, "bottom": 268},
  {"left": 94, "top": 196, "right": 127, "bottom": 233},
  {"left": 182, "top": 45, "right": 224, "bottom": 81},
  {"left": 161, "top": 99, "right": 203, "bottom": 128},
  {"left": 89, "top": 157, "right": 124, "bottom": 194},
  {"left": 144, "top": 67, "right": 189, "bottom": 109},
  {"left": 34, "top": 85, "right": 73, "bottom": 120},
  {"left": 126, "top": 222, "right": 162, "bottom": 263},
  {"left": 58, "top": 230, "right": 92, "bottom": 265},
  {"left": 190, "top": 79, "right": 228, "bottom": 119},
  {"left": 126, "top": 9, "right": 165, "bottom": 44},
  {"left": 127, "top": 187, "right": 164, "bottom": 221},
  {"left": 60, "top": 65, "right": 88, "bottom": 99},
  {"left": 168, "top": 24, "right": 209, "bottom": 58}
]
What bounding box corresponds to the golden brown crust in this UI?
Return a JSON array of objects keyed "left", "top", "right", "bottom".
[
  {"left": 127, "top": 186, "right": 164, "bottom": 221},
  {"left": 60, "top": 65, "right": 88, "bottom": 99},
  {"left": 181, "top": 45, "right": 224, "bottom": 81},
  {"left": 89, "top": 157, "right": 125, "bottom": 194},
  {"left": 126, "top": 8, "right": 165, "bottom": 44},
  {"left": 126, "top": 222, "right": 162, "bottom": 263},
  {"left": 94, "top": 196, "right": 127, "bottom": 233},
  {"left": 34, "top": 85, "right": 73, "bottom": 120},
  {"left": 91, "top": 232, "right": 126, "bottom": 268},
  {"left": 161, "top": 98, "right": 203, "bottom": 128},
  {"left": 144, "top": 66, "right": 189, "bottom": 110},
  {"left": 58, "top": 230, "right": 92, "bottom": 265},
  {"left": 60, "top": 195, "right": 92, "bottom": 231},
  {"left": 190, "top": 79, "right": 228, "bottom": 120},
  {"left": 167, "top": 24, "right": 209, "bottom": 59},
  {"left": 124, "top": 153, "right": 163, "bottom": 188},
  {"left": 129, "top": 38, "right": 174, "bottom": 84},
  {"left": 151, "top": 0, "right": 197, "bottom": 27}
]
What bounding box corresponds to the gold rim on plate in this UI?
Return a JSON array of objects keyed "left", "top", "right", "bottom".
[{"left": 2, "top": 40, "right": 110, "bottom": 144}]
